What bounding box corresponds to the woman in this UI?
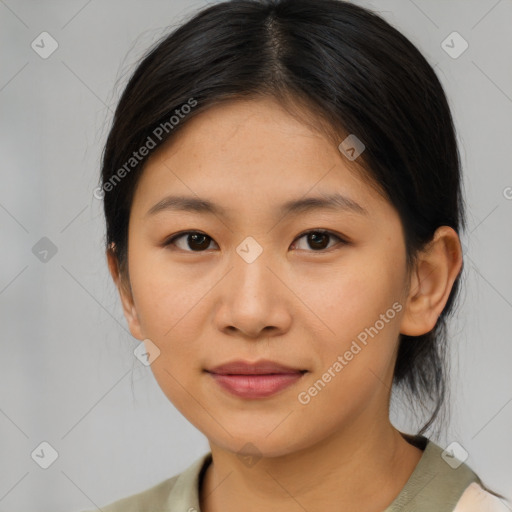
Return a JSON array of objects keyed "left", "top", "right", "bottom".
[{"left": 84, "top": 0, "right": 509, "bottom": 510}]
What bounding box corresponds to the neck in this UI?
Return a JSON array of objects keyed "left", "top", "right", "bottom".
[{"left": 200, "top": 421, "right": 423, "bottom": 512}]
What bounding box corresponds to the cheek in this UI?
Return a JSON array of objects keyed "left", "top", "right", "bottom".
[
  {"left": 294, "top": 305, "right": 402, "bottom": 439},
  {"left": 299, "top": 256, "right": 403, "bottom": 339},
  {"left": 128, "top": 253, "right": 211, "bottom": 378},
  {"left": 129, "top": 255, "right": 208, "bottom": 339},
  {"left": 133, "top": 272, "right": 204, "bottom": 413},
  {"left": 299, "top": 257, "right": 404, "bottom": 389}
]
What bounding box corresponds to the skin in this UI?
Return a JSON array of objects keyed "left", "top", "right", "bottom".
[{"left": 107, "top": 96, "right": 463, "bottom": 512}]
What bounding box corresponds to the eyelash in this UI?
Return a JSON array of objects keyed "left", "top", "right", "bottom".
[{"left": 163, "top": 229, "right": 348, "bottom": 253}]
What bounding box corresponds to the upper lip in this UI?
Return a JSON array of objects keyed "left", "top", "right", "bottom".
[{"left": 206, "top": 359, "right": 306, "bottom": 375}]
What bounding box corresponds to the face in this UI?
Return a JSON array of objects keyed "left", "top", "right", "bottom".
[{"left": 116, "top": 97, "right": 412, "bottom": 458}]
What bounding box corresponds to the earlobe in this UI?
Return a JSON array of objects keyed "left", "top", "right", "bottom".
[
  {"left": 400, "top": 226, "right": 463, "bottom": 337},
  {"left": 106, "top": 246, "right": 145, "bottom": 340}
]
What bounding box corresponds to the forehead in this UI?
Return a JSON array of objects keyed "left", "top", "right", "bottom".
[{"left": 133, "top": 97, "right": 391, "bottom": 220}]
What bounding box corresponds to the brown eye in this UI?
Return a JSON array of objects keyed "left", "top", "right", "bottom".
[
  {"left": 164, "top": 229, "right": 347, "bottom": 253},
  {"left": 165, "top": 231, "right": 217, "bottom": 252},
  {"left": 291, "top": 230, "right": 346, "bottom": 252}
]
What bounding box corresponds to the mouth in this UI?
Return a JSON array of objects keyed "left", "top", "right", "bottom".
[{"left": 205, "top": 359, "right": 308, "bottom": 399}]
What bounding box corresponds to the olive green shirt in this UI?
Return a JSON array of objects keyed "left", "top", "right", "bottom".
[{"left": 80, "top": 435, "right": 497, "bottom": 512}]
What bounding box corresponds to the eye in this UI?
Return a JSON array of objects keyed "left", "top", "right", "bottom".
[
  {"left": 163, "top": 229, "right": 347, "bottom": 253},
  {"left": 291, "top": 229, "right": 347, "bottom": 252},
  {"left": 164, "top": 231, "right": 217, "bottom": 252}
]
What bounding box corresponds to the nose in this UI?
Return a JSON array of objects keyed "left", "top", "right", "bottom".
[{"left": 214, "top": 249, "right": 292, "bottom": 339}]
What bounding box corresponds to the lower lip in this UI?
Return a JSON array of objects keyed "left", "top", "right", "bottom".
[{"left": 207, "top": 372, "right": 305, "bottom": 399}]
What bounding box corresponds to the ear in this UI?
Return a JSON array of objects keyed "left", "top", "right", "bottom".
[
  {"left": 400, "top": 226, "right": 463, "bottom": 336},
  {"left": 106, "top": 245, "right": 144, "bottom": 340}
]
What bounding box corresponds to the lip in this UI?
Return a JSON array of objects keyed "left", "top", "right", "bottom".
[
  {"left": 208, "top": 373, "right": 305, "bottom": 399},
  {"left": 205, "top": 359, "right": 307, "bottom": 399},
  {"left": 207, "top": 359, "right": 306, "bottom": 375}
]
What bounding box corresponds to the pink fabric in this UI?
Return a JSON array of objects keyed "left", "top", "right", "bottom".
[{"left": 453, "top": 483, "right": 511, "bottom": 512}]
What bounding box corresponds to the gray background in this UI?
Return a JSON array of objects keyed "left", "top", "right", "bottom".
[{"left": 0, "top": 0, "right": 511, "bottom": 510}]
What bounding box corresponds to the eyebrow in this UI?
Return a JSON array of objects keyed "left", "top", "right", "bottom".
[{"left": 146, "top": 192, "right": 369, "bottom": 218}]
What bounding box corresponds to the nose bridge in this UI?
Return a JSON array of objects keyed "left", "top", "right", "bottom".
[
  {"left": 231, "top": 235, "right": 275, "bottom": 300},
  {"left": 215, "top": 235, "right": 288, "bottom": 336}
]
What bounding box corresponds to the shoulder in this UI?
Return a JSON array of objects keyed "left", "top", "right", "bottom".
[
  {"left": 78, "top": 474, "right": 180, "bottom": 512},
  {"left": 386, "top": 434, "right": 508, "bottom": 512},
  {"left": 76, "top": 451, "right": 212, "bottom": 512},
  {"left": 453, "top": 482, "right": 511, "bottom": 512}
]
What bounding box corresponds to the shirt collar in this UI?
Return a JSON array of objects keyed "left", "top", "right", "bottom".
[
  {"left": 166, "top": 451, "right": 212, "bottom": 511},
  {"left": 163, "top": 434, "right": 479, "bottom": 512}
]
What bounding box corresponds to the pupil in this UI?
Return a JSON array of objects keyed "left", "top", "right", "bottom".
[
  {"left": 309, "top": 232, "right": 328, "bottom": 249},
  {"left": 190, "top": 233, "right": 209, "bottom": 250}
]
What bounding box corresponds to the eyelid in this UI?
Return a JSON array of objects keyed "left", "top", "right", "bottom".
[
  {"left": 163, "top": 230, "right": 217, "bottom": 251},
  {"left": 163, "top": 229, "right": 349, "bottom": 252},
  {"left": 294, "top": 228, "right": 349, "bottom": 245},
  {"left": 291, "top": 229, "right": 348, "bottom": 252}
]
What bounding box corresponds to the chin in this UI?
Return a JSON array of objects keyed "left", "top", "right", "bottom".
[{"left": 207, "top": 428, "right": 313, "bottom": 460}]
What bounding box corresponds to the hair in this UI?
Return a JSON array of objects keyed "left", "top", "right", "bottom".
[{"left": 102, "top": 0, "right": 466, "bottom": 464}]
